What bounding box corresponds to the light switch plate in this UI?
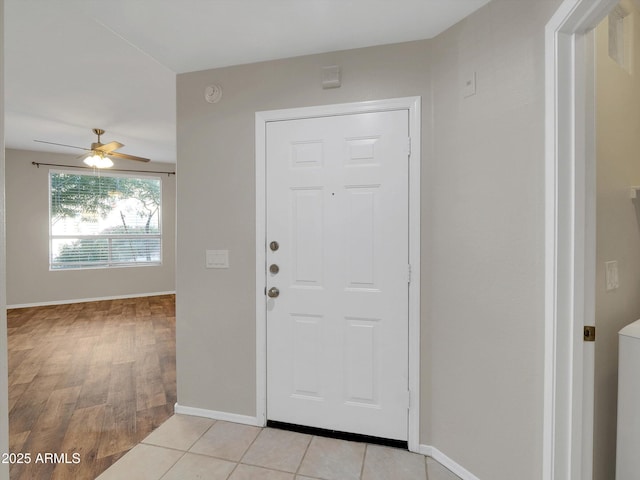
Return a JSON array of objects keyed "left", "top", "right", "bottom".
[
  {"left": 206, "top": 250, "right": 229, "bottom": 269},
  {"left": 605, "top": 260, "right": 619, "bottom": 291}
]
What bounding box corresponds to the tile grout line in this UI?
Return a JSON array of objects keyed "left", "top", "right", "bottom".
[
  {"left": 161, "top": 446, "right": 253, "bottom": 469},
  {"left": 138, "top": 439, "right": 187, "bottom": 452},
  {"left": 147, "top": 416, "right": 215, "bottom": 452},
  {"left": 360, "top": 444, "right": 369, "bottom": 480},
  {"left": 184, "top": 418, "right": 218, "bottom": 452},
  {"left": 156, "top": 450, "right": 187, "bottom": 480},
  {"left": 139, "top": 416, "right": 218, "bottom": 480},
  {"left": 294, "top": 433, "right": 315, "bottom": 477},
  {"left": 236, "top": 428, "right": 316, "bottom": 477},
  {"left": 227, "top": 422, "right": 265, "bottom": 478},
  {"left": 226, "top": 461, "right": 241, "bottom": 479}
]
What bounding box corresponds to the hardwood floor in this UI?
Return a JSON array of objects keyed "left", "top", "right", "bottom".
[{"left": 7, "top": 294, "right": 176, "bottom": 480}]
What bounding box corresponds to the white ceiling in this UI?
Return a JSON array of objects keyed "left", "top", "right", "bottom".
[{"left": 4, "top": 0, "right": 491, "bottom": 165}]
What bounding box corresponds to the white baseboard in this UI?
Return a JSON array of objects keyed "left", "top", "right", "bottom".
[
  {"left": 419, "top": 444, "right": 481, "bottom": 480},
  {"left": 174, "top": 403, "right": 261, "bottom": 427},
  {"left": 7, "top": 291, "right": 176, "bottom": 309}
]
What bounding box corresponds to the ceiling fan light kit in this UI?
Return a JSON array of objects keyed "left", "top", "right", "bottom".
[
  {"left": 83, "top": 152, "right": 114, "bottom": 169},
  {"left": 34, "top": 128, "right": 151, "bottom": 169}
]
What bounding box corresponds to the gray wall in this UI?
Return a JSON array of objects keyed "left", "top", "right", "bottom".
[
  {"left": 176, "top": 1, "right": 561, "bottom": 478},
  {"left": 5, "top": 149, "right": 176, "bottom": 306},
  {"left": 427, "top": 0, "right": 561, "bottom": 475},
  {"left": 594, "top": 2, "right": 640, "bottom": 478},
  {"left": 1, "top": 0, "right": 10, "bottom": 477}
]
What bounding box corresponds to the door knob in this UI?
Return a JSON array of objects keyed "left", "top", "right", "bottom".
[
  {"left": 269, "top": 264, "right": 280, "bottom": 274},
  {"left": 267, "top": 287, "right": 280, "bottom": 298},
  {"left": 270, "top": 241, "right": 279, "bottom": 252}
]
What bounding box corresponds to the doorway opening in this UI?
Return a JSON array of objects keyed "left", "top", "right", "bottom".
[{"left": 545, "top": 0, "right": 618, "bottom": 478}]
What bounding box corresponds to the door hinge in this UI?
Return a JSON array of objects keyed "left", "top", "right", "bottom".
[
  {"left": 406, "top": 390, "right": 411, "bottom": 409},
  {"left": 584, "top": 326, "right": 596, "bottom": 342},
  {"left": 407, "top": 137, "right": 412, "bottom": 156},
  {"left": 408, "top": 264, "right": 412, "bottom": 283}
]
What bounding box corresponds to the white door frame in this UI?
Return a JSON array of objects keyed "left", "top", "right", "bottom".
[
  {"left": 255, "top": 96, "right": 421, "bottom": 451},
  {"left": 544, "top": 1, "right": 616, "bottom": 479}
]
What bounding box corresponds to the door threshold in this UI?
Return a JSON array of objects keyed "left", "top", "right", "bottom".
[{"left": 266, "top": 420, "right": 408, "bottom": 450}]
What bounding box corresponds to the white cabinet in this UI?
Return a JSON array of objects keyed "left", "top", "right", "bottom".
[{"left": 617, "top": 319, "right": 640, "bottom": 479}]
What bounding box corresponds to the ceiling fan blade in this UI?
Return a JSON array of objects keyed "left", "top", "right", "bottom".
[
  {"left": 34, "top": 139, "right": 91, "bottom": 151},
  {"left": 95, "top": 141, "right": 124, "bottom": 153},
  {"left": 108, "top": 151, "right": 150, "bottom": 163}
]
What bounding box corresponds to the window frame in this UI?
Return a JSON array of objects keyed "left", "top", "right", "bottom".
[{"left": 48, "top": 169, "right": 163, "bottom": 271}]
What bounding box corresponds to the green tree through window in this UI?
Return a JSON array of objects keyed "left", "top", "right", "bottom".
[{"left": 50, "top": 171, "right": 162, "bottom": 269}]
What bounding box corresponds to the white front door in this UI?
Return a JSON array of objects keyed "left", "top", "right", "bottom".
[{"left": 265, "top": 109, "right": 410, "bottom": 440}]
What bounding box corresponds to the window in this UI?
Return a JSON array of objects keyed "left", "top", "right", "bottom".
[{"left": 49, "top": 170, "right": 162, "bottom": 270}]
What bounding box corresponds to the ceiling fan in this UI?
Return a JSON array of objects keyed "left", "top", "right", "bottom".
[{"left": 35, "top": 128, "right": 150, "bottom": 168}]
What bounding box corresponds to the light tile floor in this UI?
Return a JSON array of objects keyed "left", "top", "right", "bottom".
[{"left": 96, "top": 414, "right": 462, "bottom": 480}]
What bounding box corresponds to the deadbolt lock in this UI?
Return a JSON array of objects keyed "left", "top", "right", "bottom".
[
  {"left": 269, "top": 241, "right": 279, "bottom": 252},
  {"left": 269, "top": 264, "right": 280, "bottom": 274},
  {"left": 267, "top": 287, "right": 280, "bottom": 298}
]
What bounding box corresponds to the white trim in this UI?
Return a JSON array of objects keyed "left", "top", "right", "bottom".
[
  {"left": 544, "top": 1, "right": 616, "bottom": 479},
  {"left": 579, "top": 27, "right": 597, "bottom": 480},
  {"left": 256, "top": 110, "right": 267, "bottom": 429},
  {"left": 174, "top": 403, "right": 261, "bottom": 427},
  {"left": 0, "top": 1, "right": 8, "bottom": 477},
  {"left": 255, "top": 97, "right": 422, "bottom": 122},
  {"left": 255, "top": 96, "right": 421, "bottom": 451},
  {"left": 418, "top": 445, "right": 481, "bottom": 480},
  {"left": 7, "top": 291, "right": 176, "bottom": 309},
  {"left": 406, "top": 96, "right": 422, "bottom": 453}
]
